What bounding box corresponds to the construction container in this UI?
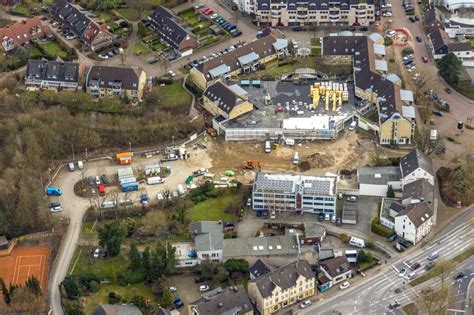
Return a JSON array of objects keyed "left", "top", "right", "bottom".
[{"left": 116, "top": 152, "right": 133, "bottom": 165}]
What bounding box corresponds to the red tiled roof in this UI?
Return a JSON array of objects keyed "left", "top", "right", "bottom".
[
  {"left": 82, "top": 21, "right": 112, "bottom": 46},
  {"left": 0, "top": 17, "right": 50, "bottom": 49}
]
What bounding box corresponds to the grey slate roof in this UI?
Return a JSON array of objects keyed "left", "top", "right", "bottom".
[
  {"left": 447, "top": 42, "right": 473, "bottom": 52},
  {"left": 320, "top": 256, "right": 351, "bottom": 278},
  {"left": 397, "top": 202, "right": 433, "bottom": 228},
  {"left": 51, "top": 0, "right": 91, "bottom": 37},
  {"left": 148, "top": 6, "right": 195, "bottom": 51},
  {"left": 357, "top": 166, "right": 401, "bottom": 185},
  {"left": 26, "top": 59, "right": 79, "bottom": 83},
  {"left": 190, "top": 285, "right": 253, "bottom": 315},
  {"left": 318, "top": 248, "right": 335, "bottom": 261},
  {"left": 192, "top": 221, "right": 224, "bottom": 252},
  {"left": 203, "top": 81, "right": 246, "bottom": 114},
  {"left": 402, "top": 178, "right": 434, "bottom": 203},
  {"left": 400, "top": 149, "right": 434, "bottom": 177},
  {"left": 223, "top": 234, "right": 299, "bottom": 258},
  {"left": 430, "top": 28, "right": 447, "bottom": 52},
  {"left": 251, "top": 260, "right": 315, "bottom": 298},
  {"left": 249, "top": 259, "right": 273, "bottom": 278},
  {"left": 92, "top": 304, "right": 142, "bottom": 315},
  {"left": 86, "top": 66, "right": 142, "bottom": 90},
  {"left": 424, "top": 8, "right": 438, "bottom": 30}
]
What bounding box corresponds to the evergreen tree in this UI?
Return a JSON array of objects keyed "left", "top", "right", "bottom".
[
  {"left": 161, "top": 288, "right": 173, "bottom": 308},
  {"left": 25, "top": 276, "right": 41, "bottom": 297},
  {"left": 129, "top": 242, "right": 142, "bottom": 270},
  {"left": 387, "top": 185, "right": 395, "bottom": 198}
]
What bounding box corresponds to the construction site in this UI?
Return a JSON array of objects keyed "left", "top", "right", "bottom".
[{"left": 213, "top": 77, "right": 359, "bottom": 141}]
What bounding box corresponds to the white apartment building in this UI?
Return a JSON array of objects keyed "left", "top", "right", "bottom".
[
  {"left": 251, "top": 0, "right": 375, "bottom": 27},
  {"left": 252, "top": 172, "right": 337, "bottom": 215},
  {"left": 247, "top": 260, "right": 315, "bottom": 315},
  {"left": 399, "top": 149, "right": 435, "bottom": 186},
  {"left": 394, "top": 203, "right": 434, "bottom": 245}
]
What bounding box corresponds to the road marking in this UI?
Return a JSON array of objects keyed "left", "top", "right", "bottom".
[{"left": 447, "top": 309, "right": 465, "bottom": 313}]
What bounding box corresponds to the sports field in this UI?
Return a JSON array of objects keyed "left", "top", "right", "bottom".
[{"left": 0, "top": 246, "right": 51, "bottom": 290}]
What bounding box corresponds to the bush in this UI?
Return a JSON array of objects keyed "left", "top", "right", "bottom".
[
  {"left": 340, "top": 233, "right": 350, "bottom": 243},
  {"left": 371, "top": 218, "right": 394, "bottom": 237},
  {"left": 108, "top": 292, "right": 122, "bottom": 304},
  {"left": 88, "top": 280, "right": 100, "bottom": 293},
  {"left": 356, "top": 250, "right": 373, "bottom": 264},
  {"left": 386, "top": 185, "right": 395, "bottom": 198},
  {"left": 123, "top": 270, "right": 147, "bottom": 284}
]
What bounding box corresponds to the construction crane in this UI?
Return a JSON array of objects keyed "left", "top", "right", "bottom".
[{"left": 242, "top": 160, "right": 261, "bottom": 170}]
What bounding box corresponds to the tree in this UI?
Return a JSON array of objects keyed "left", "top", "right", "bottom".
[
  {"left": 25, "top": 276, "right": 41, "bottom": 297},
  {"left": 386, "top": 185, "right": 395, "bottom": 198},
  {"left": 415, "top": 126, "right": 441, "bottom": 156},
  {"left": 123, "top": 217, "right": 137, "bottom": 237},
  {"left": 417, "top": 284, "right": 451, "bottom": 315},
  {"left": 215, "top": 265, "right": 229, "bottom": 283},
  {"left": 129, "top": 242, "right": 142, "bottom": 270},
  {"left": 356, "top": 250, "right": 373, "bottom": 264},
  {"left": 62, "top": 277, "right": 81, "bottom": 300},
  {"left": 174, "top": 205, "right": 188, "bottom": 225},
  {"left": 438, "top": 53, "right": 462, "bottom": 87},
  {"left": 224, "top": 259, "right": 249, "bottom": 273},
  {"left": 97, "top": 221, "right": 126, "bottom": 257},
  {"left": 198, "top": 260, "right": 215, "bottom": 281},
  {"left": 149, "top": 241, "right": 176, "bottom": 282},
  {"left": 161, "top": 288, "right": 173, "bottom": 308},
  {"left": 432, "top": 259, "right": 454, "bottom": 285},
  {"left": 142, "top": 247, "right": 151, "bottom": 275}
]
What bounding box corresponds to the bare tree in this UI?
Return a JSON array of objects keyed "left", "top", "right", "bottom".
[
  {"left": 414, "top": 125, "right": 441, "bottom": 156},
  {"left": 417, "top": 283, "right": 451, "bottom": 315},
  {"left": 433, "top": 259, "right": 454, "bottom": 285}
]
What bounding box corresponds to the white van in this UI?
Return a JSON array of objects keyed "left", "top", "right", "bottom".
[
  {"left": 386, "top": 30, "right": 397, "bottom": 37},
  {"left": 427, "top": 251, "right": 439, "bottom": 261},
  {"left": 68, "top": 162, "right": 75, "bottom": 172},
  {"left": 348, "top": 121, "right": 357, "bottom": 131},
  {"left": 349, "top": 237, "right": 365, "bottom": 248},
  {"left": 77, "top": 160, "right": 84, "bottom": 170},
  {"left": 265, "top": 141, "right": 272, "bottom": 153},
  {"left": 293, "top": 152, "right": 300, "bottom": 165}
]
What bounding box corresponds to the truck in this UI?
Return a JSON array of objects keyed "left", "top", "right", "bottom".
[
  {"left": 161, "top": 153, "right": 179, "bottom": 162},
  {"left": 147, "top": 176, "right": 164, "bottom": 185},
  {"left": 120, "top": 181, "right": 138, "bottom": 192},
  {"left": 193, "top": 168, "right": 208, "bottom": 177},
  {"left": 115, "top": 152, "right": 133, "bottom": 165}
]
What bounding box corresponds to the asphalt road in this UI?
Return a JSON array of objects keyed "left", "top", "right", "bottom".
[
  {"left": 448, "top": 267, "right": 473, "bottom": 315},
  {"left": 301, "top": 207, "right": 473, "bottom": 315},
  {"left": 387, "top": 0, "right": 474, "bottom": 142}
]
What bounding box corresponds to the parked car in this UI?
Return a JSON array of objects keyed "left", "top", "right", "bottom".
[
  {"left": 210, "top": 13, "right": 218, "bottom": 19},
  {"left": 87, "top": 176, "right": 94, "bottom": 185},
  {"left": 65, "top": 33, "right": 76, "bottom": 40},
  {"left": 399, "top": 240, "right": 412, "bottom": 248},
  {"left": 300, "top": 300, "right": 312, "bottom": 308},
  {"left": 194, "top": 2, "right": 205, "bottom": 9},
  {"left": 405, "top": 272, "right": 416, "bottom": 280},
  {"left": 194, "top": 276, "right": 205, "bottom": 283},
  {"left": 50, "top": 202, "right": 62, "bottom": 213},
  {"left": 416, "top": 36, "right": 422, "bottom": 42},
  {"left": 433, "top": 111, "right": 444, "bottom": 117},
  {"left": 318, "top": 213, "right": 325, "bottom": 222},
  {"left": 410, "top": 262, "right": 421, "bottom": 270},
  {"left": 93, "top": 248, "right": 100, "bottom": 258},
  {"left": 422, "top": 55, "right": 428, "bottom": 63},
  {"left": 388, "top": 300, "right": 401, "bottom": 309},
  {"left": 415, "top": 15, "right": 420, "bottom": 20},
  {"left": 346, "top": 196, "right": 357, "bottom": 202},
  {"left": 101, "top": 174, "right": 109, "bottom": 185},
  {"left": 199, "top": 285, "right": 209, "bottom": 292},
  {"left": 168, "top": 70, "right": 176, "bottom": 77},
  {"left": 336, "top": 218, "right": 342, "bottom": 226},
  {"left": 382, "top": 12, "right": 393, "bottom": 17},
  {"left": 424, "top": 261, "right": 436, "bottom": 270},
  {"left": 98, "top": 53, "right": 109, "bottom": 60},
  {"left": 68, "top": 162, "right": 75, "bottom": 172},
  {"left": 339, "top": 281, "right": 350, "bottom": 290},
  {"left": 169, "top": 286, "right": 177, "bottom": 292},
  {"left": 95, "top": 175, "right": 101, "bottom": 185},
  {"left": 399, "top": 268, "right": 407, "bottom": 277},
  {"left": 445, "top": 87, "right": 452, "bottom": 94},
  {"left": 455, "top": 271, "right": 466, "bottom": 279}
]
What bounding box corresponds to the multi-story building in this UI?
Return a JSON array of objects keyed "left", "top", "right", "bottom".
[
  {"left": 252, "top": 172, "right": 337, "bottom": 215},
  {"left": 321, "top": 34, "right": 415, "bottom": 145},
  {"left": 399, "top": 149, "right": 434, "bottom": 186},
  {"left": 188, "top": 285, "right": 254, "bottom": 315},
  {"left": 394, "top": 203, "right": 434, "bottom": 244},
  {"left": 203, "top": 81, "right": 254, "bottom": 119},
  {"left": 148, "top": 6, "right": 198, "bottom": 57},
  {"left": 444, "top": 16, "right": 474, "bottom": 38},
  {"left": 428, "top": 28, "right": 473, "bottom": 60},
  {"left": 51, "top": 0, "right": 113, "bottom": 51},
  {"left": 0, "top": 17, "right": 51, "bottom": 52},
  {"left": 357, "top": 166, "right": 402, "bottom": 197},
  {"left": 191, "top": 221, "right": 224, "bottom": 264},
  {"left": 247, "top": 260, "right": 315, "bottom": 315},
  {"left": 85, "top": 66, "right": 147, "bottom": 101},
  {"left": 25, "top": 59, "right": 79, "bottom": 91},
  {"left": 246, "top": 0, "right": 375, "bottom": 27},
  {"left": 190, "top": 32, "right": 288, "bottom": 90}
]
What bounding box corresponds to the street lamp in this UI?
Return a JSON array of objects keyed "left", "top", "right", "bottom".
[{"left": 129, "top": 142, "right": 132, "bottom": 152}]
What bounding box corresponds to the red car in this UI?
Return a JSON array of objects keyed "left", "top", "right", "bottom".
[
  {"left": 422, "top": 56, "right": 428, "bottom": 63},
  {"left": 410, "top": 262, "right": 421, "bottom": 270}
]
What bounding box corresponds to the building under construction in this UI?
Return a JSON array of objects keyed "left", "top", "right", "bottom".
[{"left": 211, "top": 77, "right": 357, "bottom": 141}]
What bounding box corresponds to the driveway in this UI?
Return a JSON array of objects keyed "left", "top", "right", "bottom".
[{"left": 168, "top": 274, "right": 202, "bottom": 315}]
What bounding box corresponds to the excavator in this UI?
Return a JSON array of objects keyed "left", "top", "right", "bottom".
[{"left": 242, "top": 160, "right": 261, "bottom": 170}]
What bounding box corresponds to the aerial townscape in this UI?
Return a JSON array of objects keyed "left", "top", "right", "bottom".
[{"left": 0, "top": 0, "right": 473, "bottom": 314}]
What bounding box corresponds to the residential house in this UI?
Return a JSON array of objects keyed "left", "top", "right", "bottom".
[
  {"left": 25, "top": 59, "right": 79, "bottom": 91},
  {"left": 357, "top": 166, "right": 402, "bottom": 197},
  {"left": 401, "top": 178, "right": 435, "bottom": 206},
  {"left": 51, "top": 0, "right": 113, "bottom": 51},
  {"left": 249, "top": 259, "right": 273, "bottom": 280},
  {"left": 0, "top": 17, "right": 51, "bottom": 52},
  {"left": 191, "top": 221, "right": 224, "bottom": 264},
  {"left": 300, "top": 222, "right": 326, "bottom": 245},
  {"left": 379, "top": 198, "right": 404, "bottom": 229},
  {"left": 247, "top": 260, "right": 315, "bottom": 315},
  {"left": 321, "top": 34, "right": 415, "bottom": 145},
  {"left": 92, "top": 304, "right": 142, "bottom": 315},
  {"left": 148, "top": 5, "right": 198, "bottom": 56},
  {"left": 85, "top": 66, "right": 147, "bottom": 101},
  {"left": 222, "top": 234, "right": 317, "bottom": 266},
  {"left": 203, "top": 81, "right": 254, "bottom": 120},
  {"left": 190, "top": 33, "right": 288, "bottom": 90},
  {"left": 244, "top": 0, "right": 375, "bottom": 27},
  {"left": 318, "top": 256, "right": 352, "bottom": 291},
  {"left": 394, "top": 202, "right": 434, "bottom": 244},
  {"left": 252, "top": 172, "right": 337, "bottom": 215},
  {"left": 188, "top": 285, "right": 254, "bottom": 315},
  {"left": 424, "top": 8, "right": 441, "bottom": 35},
  {"left": 399, "top": 149, "right": 434, "bottom": 186},
  {"left": 428, "top": 28, "right": 473, "bottom": 60}
]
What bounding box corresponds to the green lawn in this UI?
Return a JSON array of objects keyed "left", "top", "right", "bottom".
[
  {"left": 178, "top": 8, "right": 199, "bottom": 25},
  {"left": 11, "top": 4, "right": 31, "bottom": 16},
  {"left": 133, "top": 41, "right": 150, "bottom": 55},
  {"left": 188, "top": 194, "right": 240, "bottom": 222},
  {"left": 311, "top": 37, "right": 320, "bottom": 46},
  {"left": 28, "top": 46, "right": 43, "bottom": 59},
  {"left": 83, "top": 283, "right": 154, "bottom": 314},
  {"left": 116, "top": 8, "right": 152, "bottom": 22},
  {"left": 311, "top": 47, "right": 321, "bottom": 56},
  {"left": 150, "top": 41, "right": 166, "bottom": 51},
  {"left": 70, "top": 246, "right": 129, "bottom": 281},
  {"left": 98, "top": 12, "right": 115, "bottom": 23},
  {"left": 154, "top": 80, "right": 192, "bottom": 111},
  {"left": 40, "top": 42, "right": 68, "bottom": 59}
]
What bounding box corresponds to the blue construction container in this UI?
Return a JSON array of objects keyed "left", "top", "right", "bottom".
[
  {"left": 252, "top": 80, "right": 261, "bottom": 87},
  {"left": 240, "top": 80, "right": 250, "bottom": 86},
  {"left": 120, "top": 181, "right": 138, "bottom": 192}
]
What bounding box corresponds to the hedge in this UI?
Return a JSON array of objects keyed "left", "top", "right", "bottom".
[{"left": 371, "top": 218, "right": 394, "bottom": 237}]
